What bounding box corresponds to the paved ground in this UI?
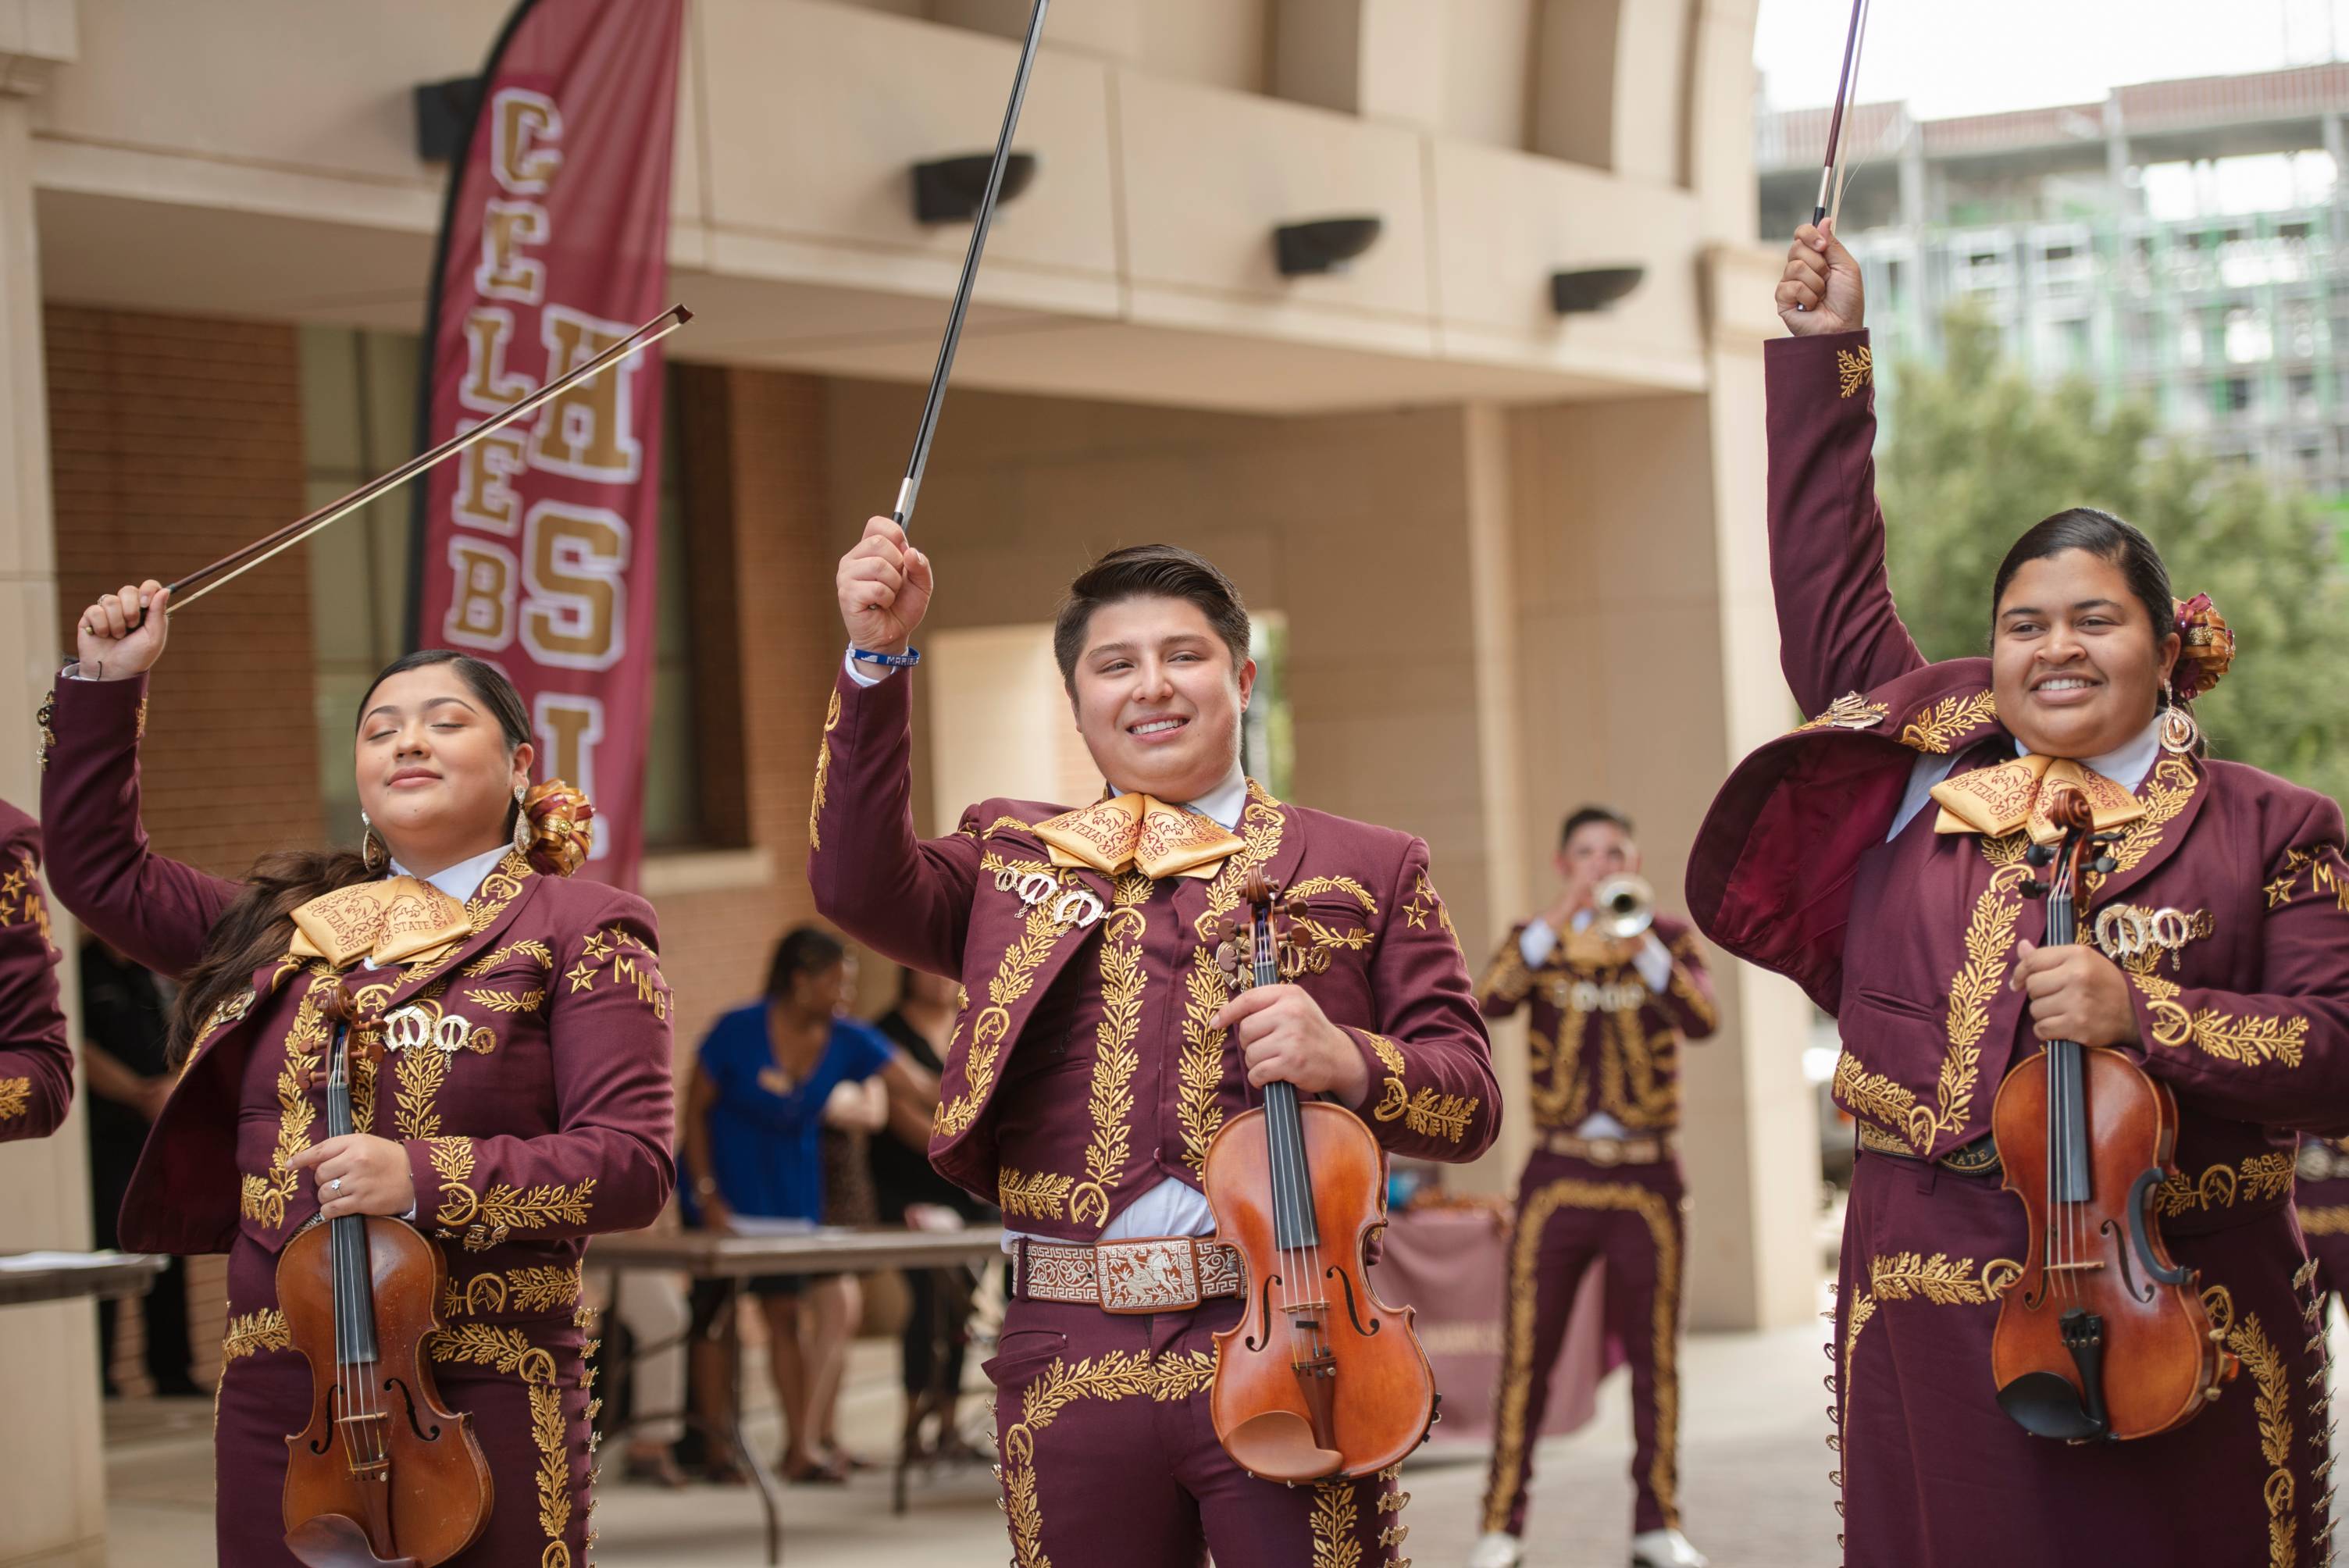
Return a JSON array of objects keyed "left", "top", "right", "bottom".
[{"left": 102, "top": 1303, "right": 1851, "bottom": 1568}]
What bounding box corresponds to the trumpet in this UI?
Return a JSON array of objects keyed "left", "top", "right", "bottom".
[{"left": 1591, "top": 874, "right": 1655, "bottom": 939}]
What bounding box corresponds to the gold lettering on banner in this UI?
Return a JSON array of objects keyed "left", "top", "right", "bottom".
[
  {"left": 454, "top": 428, "right": 529, "bottom": 536},
  {"left": 490, "top": 89, "right": 563, "bottom": 194},
  {"left": 461, "top": 308, "right": 531, "bottom": 413},
  {"left": 444, "top": 536, "right": 518, "bottom": 652},
  {"left": 477, "top": 200, "right": 551, "bottom": 304},
  {"left": 529, "top": 309, "right": 642, "bottom": 482},
  {"left": 522, "top": 503, "right": 629, "bottom": 671}
]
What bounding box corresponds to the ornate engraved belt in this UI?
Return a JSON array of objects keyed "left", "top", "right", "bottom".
[
  {"left": 1013, "top": 1235, "right": 1245, "bottom": 1315},
  {"left": 1537, "top": 1129, "right": 1677, "bottom": 1166},
  {"left": 1856, "top": 1121, "right": 2003, "bottom": 1176}
]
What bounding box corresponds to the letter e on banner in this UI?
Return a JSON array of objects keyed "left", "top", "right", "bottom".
[{"left": 522, "top": 500, "right": 629, "bottom": 671}]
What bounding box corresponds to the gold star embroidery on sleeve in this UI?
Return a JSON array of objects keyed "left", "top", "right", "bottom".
[
  {"left": 565, "top": 961, "right": 598, "bottom": 993},
  {"left": 583, "top": 931, "right": 613, "bottom": 962}
]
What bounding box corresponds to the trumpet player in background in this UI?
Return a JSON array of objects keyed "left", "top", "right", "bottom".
[{"left": 1465, "top": 807, "right": 1719, "bottom": 1568}]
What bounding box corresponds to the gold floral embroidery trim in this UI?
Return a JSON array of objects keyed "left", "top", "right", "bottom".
[
  {"left": 1898, "top": 690, "right": 1998, "bottom": 754},
  {"left": 2130, "top": 970, "right": 2310, "bottom": 1067},
  {"left": 1074, "top": 872, "right": 1153, "bottom": 1230},
  {"left": 935, "top": 896, "right": 1065, "bottom": 1140},
  {"left": 443, "top": 1263, "right": 586, "bottom": 1318},
  {"left": 1835, "top": 344, "right": 1873, "bottom": 398},
  {"left": 1176, "top": 782, "right": 1285, "bottom": 1173},
  {"left": 2155, "top": 1153, "right": 2295, "bottom": 1218},
  {"left": 427, "top": 1323, "right": 574, "bottom": 1563},
  {"left": 1367, "top": 1029, "right": 1476, "bottom": 1144},
  {"left": 1795, "top": 692, "right": 1889, "bottom": 733},
  {"left": 997, "top": 1349, "right": 1217, "bottom": 1566},
  {"left": 241, "top": 970, "right": 332, "bottom": 1229},
  {"left": 221, "top": 1307, "right": 291, "bottom": 1363},
  {"left": 1474, "top": 942, "right": 1536, "bottom": 1012},
  {"left": 2083, "top": 757, "right": 2198, "bottom": 899},
  {"left": 395, "top": 1034, "right": 453, "bottom": 1141},
  {"left": 462, "top": 939, "right": 555, "bottom": 978},
  {"left": 0, "top": 1078, "right": 27, "bottom": 1121},
  {"left": 1527, "top": 983, "right": 1591, "bottom": 1128},
  {"left": 996, "top": 1167, "right": 1074, "bottom": 1221},
  {"left": 1837, "top": 1253, "right": 2019, "bottom": 1520},
  {"left": 1310, "top": 1477, "right": 1361, "bottom": 1568},
  {"left": 1917, "top": 834, "right": 2031, "bottom": 1153},
  {"left": 1485, "top": 1180, "right": 1681, "bottom": 1534},
  {"left": 2226, "top": 1311, "right": 2296, "bottom": 1567},
  {"left": 2297, "top": 1205, "right": 2349, "bottom": 1236},
  {"left": 808, "top": 689, "right": 842, "bottom": 851}
]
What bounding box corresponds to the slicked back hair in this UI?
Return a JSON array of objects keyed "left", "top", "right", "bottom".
[
  {"left": 1051, "top": 544, "right": 1251, "bottom": 693},
  {"left": 1559, "top": 805, "right": 1633, "bottom": 848}
]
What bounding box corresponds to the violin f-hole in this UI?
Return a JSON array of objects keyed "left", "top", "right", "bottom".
[
  {"left": 384, "top": 1376, "right": 443, "bottom": 1443},
  {"left": 1246, "top": 1273, "right": 1282, "bottom": 1353},
  {"left": 308, "top": 1384, "right": 340, "bottom": 1456},
  {"left": 1325, "top": 1265, "right": 1380, "bottom": 1338}
]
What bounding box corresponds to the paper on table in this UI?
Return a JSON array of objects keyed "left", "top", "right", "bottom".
[
  {"left": 720, "top": 1216, "right": 821, "bottom": 1238},
  {"left": 0, "top": 1250, "right": 134, "bottom": 1271}
]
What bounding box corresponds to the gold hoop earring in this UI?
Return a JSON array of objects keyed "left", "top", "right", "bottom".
[
  {"left": 512, "top": 786, "right": 532, "bottom": 858},
  {"left": 361, "top": 812, "right": 389, "bottom": 874},
  {"left": 2158, "top": 703, "right": 2200, "bottom": 757}
]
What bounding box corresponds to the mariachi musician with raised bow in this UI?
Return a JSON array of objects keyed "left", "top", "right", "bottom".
[
  {"left": 44, "top": 582, "right": 675, "bottom": 1567},
  {"left": 0, "top": 797, "right": 70, "bottom": 1142},
  {"left": 1684, "top": 224, "right": 2349, "bottom": 1566},
  {"left": 812, "top": 522, "right": 1499, "bottom": 1566}
]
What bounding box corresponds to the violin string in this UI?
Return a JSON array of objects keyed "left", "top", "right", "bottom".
[{"left": 1256, "top": 908, "right": 1304, "bottom": 1380}]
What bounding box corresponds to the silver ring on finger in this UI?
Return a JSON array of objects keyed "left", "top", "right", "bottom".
[{"left": 329, "top": 1178, "right": 342, "bottom": 1193}]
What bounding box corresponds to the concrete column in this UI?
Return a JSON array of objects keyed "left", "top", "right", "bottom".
[{"left": 0, "top": 8, "right": 107, "bottom": 1566}]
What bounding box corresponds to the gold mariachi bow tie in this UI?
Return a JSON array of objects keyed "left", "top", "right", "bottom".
[
  {"left": 1032, "top": 793, "right": 1246, "bottom": 881},
  {"left": 287, "top": 876, "right": 472, "bottom": 970},
  {"left": 1929, "top": 754, "right": 2147, "bottom": 846}
]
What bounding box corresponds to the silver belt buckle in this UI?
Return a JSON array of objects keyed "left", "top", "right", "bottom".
[
  {"left": 1585, "top": 1139, "right": 1624, "bottom": 1167},
  {"left": 1095, "top": 1238, "right": 1202, "bottom": 1315}
]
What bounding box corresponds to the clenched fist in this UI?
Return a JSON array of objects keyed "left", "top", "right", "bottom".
[
  {"left": 74, "top": 579, "right": 170, "bottom": 681},
  {"left": 836, "top": 517, "right": 935, "bottom": 657},
  {"left": 1777, "top": 220, "right": 1866, "bottom": 337}
]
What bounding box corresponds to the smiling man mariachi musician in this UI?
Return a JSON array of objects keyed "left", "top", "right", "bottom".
[{"left": 810, "top": 519, "right": 1500, "bottom": 1567}]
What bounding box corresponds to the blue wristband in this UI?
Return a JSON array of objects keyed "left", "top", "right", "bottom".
[{"left": 850, "top": 646, "right": 921, "bottom": 669}]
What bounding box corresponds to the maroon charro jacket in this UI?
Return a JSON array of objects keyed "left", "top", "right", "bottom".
[
  {"left": 807, "top": 665, "right": 1499, "bottom": 1238},
  {"left": 0, "top": 800, "right": 70, "bottom": 1142},
  {"left": 1474, "top": 914, "right": 1716, "bottom": 1133},
  {"left": 40, "top": 672, "right": 675, "bottom": 1270},
  {"left": 1688, "top": 330, "right": 2349, "bottom": 1179}
]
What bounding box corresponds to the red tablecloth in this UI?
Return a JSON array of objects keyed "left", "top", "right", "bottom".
[{"left": 1374, "top": 1204, "right": 1615, "bottom": 1456}]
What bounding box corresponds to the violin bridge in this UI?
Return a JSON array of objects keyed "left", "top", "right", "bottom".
[{"left": 2041, "top": 1260, "right": 2108, "bottom": 1274}]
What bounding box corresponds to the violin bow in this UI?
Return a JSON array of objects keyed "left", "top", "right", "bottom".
[
  {"left": 1813, "top": 0, "right": 1873, "bottom": 227},
  {"left": 890, "top": 0, "right": 1049, "bottom": 532},
  {"left": 156, "top": 304, "right": 693, "bottom": 617}
]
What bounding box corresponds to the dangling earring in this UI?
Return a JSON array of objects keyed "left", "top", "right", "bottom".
[
  {"left": 361, "top": 811, "right": 389, "bottom": 873},
  {"left": 2159, "top": 701, "right": 2201, "bottom": 757},
  {"left": 511, "top": 785, "right": 532, "bottom": 858}
]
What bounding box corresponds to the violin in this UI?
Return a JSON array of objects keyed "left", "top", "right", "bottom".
[
  {"left": 1989, "top": 787, "right": 2227, "bottom": 1441},
  {"left": 278, "top": 982, "right": 492, "bottom": 1567},
  {"left": 1201, "top": 870, "right": 1436, "bottom": 1482}
]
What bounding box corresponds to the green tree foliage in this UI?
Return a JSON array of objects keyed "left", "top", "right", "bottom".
[{"left": 1877, "top": 308, "right": 2349, "bottom": 805}]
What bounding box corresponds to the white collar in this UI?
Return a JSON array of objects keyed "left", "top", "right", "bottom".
[
  {"left": 2016, "top": 712, "right": 2165, "bottom": 795},
  {"left": 389, "top": 843, "right": 510, "bottom": 906},
  {"left": 1102, "top": 759, "right": 1249, "bottom": 831}
]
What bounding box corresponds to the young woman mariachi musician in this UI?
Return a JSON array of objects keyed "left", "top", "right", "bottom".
[
  {"left": 1684, "top": 230, "right": 2349, "bottom": 1567},
  {"left": 45, "top": 579, "right": 675, "bottom": 1568}
]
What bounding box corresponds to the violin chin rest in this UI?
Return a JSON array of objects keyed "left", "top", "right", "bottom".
[
  {"left": 1995, "top": 1371, "right": 2109, "bottom": 1441},
  {"left": 1224, "top": 1409, "right": 1344, "bottom": 1483},
  {"left": 284, "top": 1514, "right": 421, "bottom": 1568}
]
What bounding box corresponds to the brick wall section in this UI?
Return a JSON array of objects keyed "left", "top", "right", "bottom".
[
  {"left": 44, "top": 305, "right": 319, "bottom": 1394},
  {"left": 45, "top": 306, "right": 323, "bottom": 876},
  {"left": 650, "top": 366, "right": 847, "bottom": 1064}
]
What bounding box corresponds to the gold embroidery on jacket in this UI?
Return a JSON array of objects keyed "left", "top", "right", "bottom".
[
  {"left": 1487, "top": 1179, "right": 1681, "bottom": 1533},
  {"left": 2083, "top": 757, "right": 2198, "bottom": 899},
  {"left": 462, "top": 939, "right": 555, "bottom": 978},
  {"left": 1177, "top": 782, "right": 1285, "bottom": 1173},
  {"left": 2130, "top": 969, "right": 2310, "bottom": 1067},
  {"left": 1795, "top": 692, "right": 1889, "bottom": 733},
  {"left": 2226, "top": 1311, "right": 2296, "bottom": 1567},
  {"left": 1310, "top": 1477, "right": 1360, "bottom": 1568},
  {"left": 221, "top": 1307, "right": 291, "bottom": 1363},
  {"left": 1835, "top": 344, "right": 1873, "bottom": 398},
  {"left": 1365, "top": 1029, "right": 1476, "bottom": 1144},
  {"left": 2155, "top": 1153, "right": 2296, "bottom": 1218},
  {"left": 1474, "top": 943, "right": 1536, "bottom": 1011},
  {"left": 936, "top": 896, "right": 1064, "bottom": 1140},
  {"left": 1898, "top": 691, "right": 1997, "bottom": 754},
  {"left": 1835, "top": 1253, "right": 2020, "bottom": 1523},
  {"left": 1666, "top": 932, "right": 1716, "bottom": 1032},
  {"left": 442, "top": 1263, "right": 584, "bottom": 1319},
  {"left": 997, "top": 1350, "right": 1217, "bottom": 1566},
  {"left": 996, "top": 1167, "right": 1074, "bottom": 1221},
  {"left": 809, "top": 688, "right": 841, "bottom": 851},
  {"left": 1926, "top": 834, "right": 2031, "bottom": 1152},
  {"left": 1400, "top": 868, "right": 1454, "bottom": 946},
  {"left": 1074, "top": 872, "right": 1153, "bottom": 1229},
  {"left": 395, "top": 1039, "right": 453, "bottom": 1140},
  {"left": 2299, "top": 1205, "right": 2349, "bottom": 1236},
  {"left": 0, "top": 1078, "right": 26, "bottom": 1121},
  {"left": 241, "top": 971, "right": 333, "bottom": 1229}
]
